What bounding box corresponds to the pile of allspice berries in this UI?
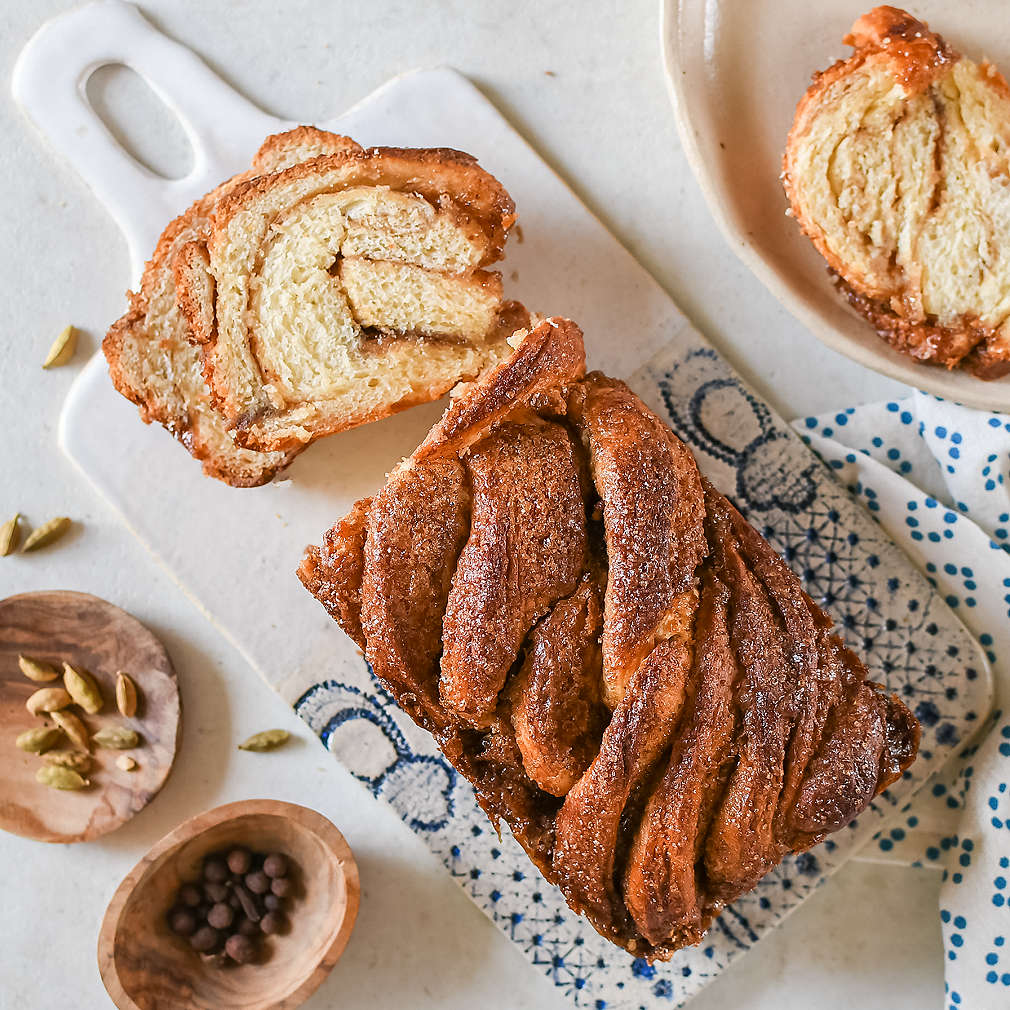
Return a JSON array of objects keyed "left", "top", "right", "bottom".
[
  {"left": 15, "top": 654, "right": 143, "bottom": 789},
  {"left": 168, "top": 847, "right": 297, "bottom": 966}
]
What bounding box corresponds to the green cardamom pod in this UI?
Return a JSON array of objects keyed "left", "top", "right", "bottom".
[
  {"left": 16, "top": 727, "right": 63, "bottom": 753},
  {"left": 36, "top": 765, "right": 88, "bottom": 790},
  {"left": 43, "top": 750, "right": 92, "bottom": 772},
  {"left": 42, "top": 325, "right": 76, "bottom": 368},
  {"left": 0, "top": 514, "right": 20, "bottom": 556},
  {"left": 63, "top": 662, "right": 103, "bottom": 714},
  {"left": 26, "top": 686, "right": 72, "bottom": 716},
  {"left": 92, "top": 726, "right": 139, "bottom": 750},
  {"left": 22, "top": 517, "right": 72, "bottom": 552},
  {"left": 51, "top": 710, "right": 90, "bottom": 751},
  {"left": 115, "top": 672, "right": 138, "bottom": 717},
  {"left": 18, "top": 654, "right": 59, "bottom": 682},
  {"left": 238, "top": 729, "right": 290, "bottom": 752}
]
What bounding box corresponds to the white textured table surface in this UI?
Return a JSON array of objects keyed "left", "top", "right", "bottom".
[{"left": 0, "top": 2, "right": 940, "bottom": 1008}]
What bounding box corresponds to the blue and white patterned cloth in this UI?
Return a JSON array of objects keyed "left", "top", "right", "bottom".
[{"left": 794, "top": 393, "right": 1010, "bottom": 1009}]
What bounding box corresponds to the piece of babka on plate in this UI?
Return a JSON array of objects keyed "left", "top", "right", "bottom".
[{"left": 784, "top": 6, "right": 1010, "bottom": 379}]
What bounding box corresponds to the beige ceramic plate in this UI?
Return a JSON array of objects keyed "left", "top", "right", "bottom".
[{"left": 662, "top": 0, "right": 1010, "bottom": 411}]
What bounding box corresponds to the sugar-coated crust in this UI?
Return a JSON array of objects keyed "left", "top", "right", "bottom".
[
  {"left": 783, "top": 6, "right": 1010, "bottom": 380},
  {"left": 299, "top": 317, "right": 920, "bottom": 959},
  {"left": 251, "top": 126, "right": 362, "bottom": 174}
]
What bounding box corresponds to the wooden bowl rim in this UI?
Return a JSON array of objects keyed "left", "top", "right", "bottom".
[{"left": 97, "top": 799, "right": 360, "bottom": 1010}]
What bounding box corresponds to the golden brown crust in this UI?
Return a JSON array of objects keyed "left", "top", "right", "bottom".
[
  {"left": 843, "top": 5, "right": 956, "bottom": 93},
  {"left": 837, "top": 276, "right": 1000, "bottom": 372},
  {"left": 439, "top": 418, "right": 587, "bottom": 725},
  {"left": 509, "top": 578, "right": 606, "bottom": 796},
  {"left": 784, "top": 6, "right": 1010, "bottom": 380},
  {"left": 251, "top": 126, "right": 362, "bottom": 174},
  {"left": 299, "top": 317, "right": 920, "bottom": 958}
]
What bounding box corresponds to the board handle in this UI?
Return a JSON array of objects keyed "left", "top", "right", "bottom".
[{"left": 12, "top": 0, "right": 283, "bottom": 277}]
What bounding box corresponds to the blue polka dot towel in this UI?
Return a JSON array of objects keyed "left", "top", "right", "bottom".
[{"left": 795, "top": 391, "right": 1009, "bottom": 1008}]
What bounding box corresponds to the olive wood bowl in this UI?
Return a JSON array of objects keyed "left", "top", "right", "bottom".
[
  {"left": 0, "top": 590, "right": 180, "bottom": 843},
  {"left": 98, "top": 800, "right": 360, "bottom": 1010}
]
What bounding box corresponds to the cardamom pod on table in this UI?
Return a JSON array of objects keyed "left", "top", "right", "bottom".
[
  {"left": 22, "top": 517, "right": 72, "bottom": 552},
  {"left": 238, "top": 729, "right": 290, "bottom": 752},
  {"left": 51, "top": 710, "right": 90, "bottom": 751}
]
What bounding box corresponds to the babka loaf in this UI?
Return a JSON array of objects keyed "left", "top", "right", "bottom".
[
  {"left": 299, "top": 317, "right": 920, "bottom": 957},
  {"left": 104, "top": 127, "right": 361, "bottom": 486},
  {"left": 176, "top": 144, "right": 522, "bottom": 453},
  {"left": 784, "top": 6, "right": 1010, "bottom": 379}
]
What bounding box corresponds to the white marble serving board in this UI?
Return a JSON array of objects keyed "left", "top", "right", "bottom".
[{"left": 13, "top": 3, "right": 992, "bottom": 1009}]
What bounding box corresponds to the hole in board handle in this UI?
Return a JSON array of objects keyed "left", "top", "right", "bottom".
[{"left": 86, "top": 63, "right": 194, "bottom": 181}]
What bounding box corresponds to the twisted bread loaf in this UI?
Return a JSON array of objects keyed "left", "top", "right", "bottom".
[
  {"left": 299, "top": 317, "right": 919, "bottom": 957},
  {"left": 104, "top": 127, "right": 360, "bottom": 486},
  {"left": 784, "top": 6, "right": 1010, "bottom": 379},
  {"left": 177, "top": 144, "right": 521, "bottom": 452}
]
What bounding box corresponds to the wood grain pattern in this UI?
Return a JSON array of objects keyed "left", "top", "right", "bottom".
[
  {"left": 98, "top": 800, "right": 360, "bottom": 1010},
  {"left": 0, "top": 590, "right": 180, "bottom": 843}
]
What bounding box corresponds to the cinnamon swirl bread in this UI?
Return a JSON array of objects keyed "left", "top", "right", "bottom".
[
  {"left": 784, "top": 6, "right": 1010, "bottom": 379},
  {"left": 103, "top": 127, "right": 361, "bottom": 486},
  {"left": 178, "top": 145, "right": 520, "bottom": 453},
  {"left": 299, "top": 317, "right": 920, "bottom": 957},
  {"left": 104, "top": 129, "right": 523, "bottom": 482}
]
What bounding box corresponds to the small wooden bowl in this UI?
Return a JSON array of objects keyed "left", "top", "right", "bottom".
[
  {"left": 98, "top": 800, "right": 359, "bottom": 1010},
  {"left": 0, "top": 590, "right": 180, "bottom": 843}
]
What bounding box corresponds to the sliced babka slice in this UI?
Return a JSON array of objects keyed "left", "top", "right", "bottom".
[
  {"left": 178, "top": 145, "right": 521, "bottom": 453},
  {"left": 103, "top": 127, "right": 361, "bottom": 486},
  {"left": 784, "top": 6, "right": 1010, "bottom": 379}
]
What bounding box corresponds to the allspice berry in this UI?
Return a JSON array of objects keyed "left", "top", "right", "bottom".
[
  {"left": 263, "top": 853, "right": 288, "bottom": 879},
  {"left": 179, "top": 884, "right": 203, "bottom": 908},
  {"left": 224, "top": 933, "right": 257, "bottom": 964},
  {"left": 245, "top": 870, "right": 270, "bottom": 895},
  {"left": 270, "top": 876, "right": 293, "bottom": 899},
  {"left": 227, "top": 848, "right": 252, "bottom": 875},
  {"left": 190, "top": 926, "right": 222, "bottom": 953},
  {"left": 203, "top": 857, "right": 229, "bottom": 884},
  {"left": 168, "top": 907, "right": 197, "bottom": 937},
  {"left": 166, "top": 846, "right": 299, "bottom": 969},
  {"left": 204, "top": 882, "right": 229, "bottom": 904},
  {"left": 207, "top": 902, "right": 235, "bottom": 930}
]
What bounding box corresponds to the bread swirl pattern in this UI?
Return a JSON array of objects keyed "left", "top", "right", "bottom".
[
  {"left": 784, "top": 6, "right": 1010, "bottom": 379},
  {"left": 178, "top": 146, "right": 520, "bottom": 452},
  {"left": 103, "top": 127, "right": 361, "bottom": 486},
  {"left": 299, "top": 317, "right": 919, "bottom": 957}
]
